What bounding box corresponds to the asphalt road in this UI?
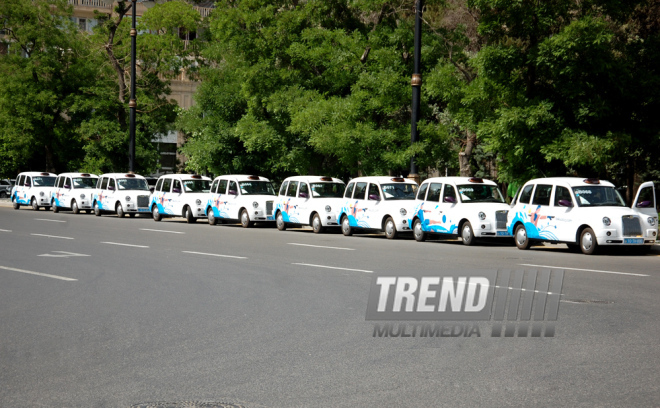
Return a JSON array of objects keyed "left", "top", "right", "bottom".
[{"left": 1, "top": 205, "right": 659, "bottom": 407}]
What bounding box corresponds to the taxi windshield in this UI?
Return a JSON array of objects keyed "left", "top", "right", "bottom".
[
  {"left": 32, "top": 176, "right": 56, "bottom": 187},
  {"left": 183, "top": 179, "right": 210, "bottom": 193},
  {"left": 117, "top": 178, "right": 149, "bottom": 191},
  {"left": 239, "top": 181, "right": 276, "bottom": 196},
  {"left": 72, "top": 177, "right": 97, "bottom": 189},
  {"left": 310, "top": 183, "right": 345, "bottom": 198},
  {"left": 381, "top": 183, "right": 418, "bottom": 200},
  {"left": 457, "top": 184, "right": 506, "bottom": 203},
  {"left": 572, "top": 186, "right": 626, "bottom": 207}
]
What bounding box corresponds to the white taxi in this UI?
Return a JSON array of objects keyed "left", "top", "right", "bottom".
[
  {"left": 337, "top": 176, "right": 418, "bottom": 239},
  {"left": 205, "top": 175, "right": 277, "bottom": 227},
  {"left": 51, "top": 173, "right": 99, "bottom": 214},
  {"left": 274, "top": 176, "right": 345, "bottom": 233},
  {"left": 507, "top": 177, "right": 658, "bottom": 254},
  {"left": 10, "top": 172, "right": 57, "bottom": 211},
  {"left": 92, "top": 173, "right": 151, "bottom": 217},
  {"left": 150, "top": 174, "right": 212, "bottom": 223},
  {"left": 409, "top": 177, "right": 511, "bottom": 245}
]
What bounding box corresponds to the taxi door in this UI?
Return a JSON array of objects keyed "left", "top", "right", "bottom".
[
  {"left": 283, "top": 181, "right": 300, "bottom": 223},
  {"left": 547, "top": 185, "right": 576, "bottom": 242},
  {"left": 62, "top": 176, "right": 73, "bottom": 207},
  {"left": 170, "top": 178, "right": 184, "bottom": 215},
  {"left": 421, "top": 182, "right": 451, "bottom": 233},
  {"left": 347, "top": 182, "right": 370, "bottom": 228},
  {"left": 227, "top": 180, "right": 242, "bottom": 219},
  {"left": 364, "top": 183, "right": 382, "bottom": 228},
  {"left": 439, "top": 184, "right": 459, "bottom": 234},
  {"left": 105, "top": 178, "right": 118, "bottom": 210},
  {"left": 297, "top": 182, "right": 312, "bottom": 223},
  {"left": 633, "top": 181, "right": 656, "bottom": 216}
]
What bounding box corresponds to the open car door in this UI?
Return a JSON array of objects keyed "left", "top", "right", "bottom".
[{"left": 632, "top": 181, "right": 657, "bottom": 216}]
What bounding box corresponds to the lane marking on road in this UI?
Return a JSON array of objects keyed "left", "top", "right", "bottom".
[
  {"left": 0, "top": 265, "right": 77, "bottom": 281},
  {"left": 140, "top": 228, "right": 185, "bottom": 234},
  {"left": 101, "top": 242, "right": 149, "bottom": 248},
  {"left": 31, "top": 233, "right": 74, "bottom": 240},
  {"left": 182, "top": 251, "right": 247, "bottom": 259},
  {"left": 35, "top": 218, "right": 66, "bottom": 223},
  {"left": 38, "top": 251, "right": 90, "bottom": 258},
  {"left": 292, "top": 263, "right": 373, "bottom": 273},
  {"left": 288, "top": 243, "right": 355, "bottom": 251},
  {"left": 0, "top": 229, "right": 12, "bottom": 232},
  {"left": 519, "top": 264, "right": 649, "bottom": 277}
]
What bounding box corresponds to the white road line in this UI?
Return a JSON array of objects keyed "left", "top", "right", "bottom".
[
  {"left": 140, "top": 228, "right": 185, "bottom": 234},
  {"left": 0, "top": 229, "right": 12, "bottom": 232},
  {"left": 519, "top": 264, "right": 649, "bottom": 277},
  {"left": 38, "top": 251, "right": 90, "bottom": 258},
  {"left": 182, "top": 251, "right": 247, "bottom": 259},
  {"left": 0, "top": 265, "right": 77, "bottom": 281},
  {"left": 31, "top": 233, "right": 74, "bottom": 240},
  {"left": 292, "top": 263, "right": 373, "bottom": 273},
  {"left": 35, "top": 218, "right": 66, "bottom": 223},
  {"left": 288, "top": 243, "right": 355, "bottom": 251},
  {"left": 101, "top": 242, "right": 149, "bottom": 248}
]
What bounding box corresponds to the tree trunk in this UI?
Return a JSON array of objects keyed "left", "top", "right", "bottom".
[
  {"left": 626, "top": 158, "right": 635, "bottom": 207},
  {"left": 459, "top": 130, "right": 477, "bottom": 177}
]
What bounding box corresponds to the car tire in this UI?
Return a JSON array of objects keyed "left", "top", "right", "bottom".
[
  {"left": 152, "top": 205, "right": 162, "bottom": 221},
  {"left": 71, "top": 200, "right": 79, "bottom": 214},
  {"left": 312, "top": 213, "right": 324, "bottom": 234},
  {"left": 94, "top": 201, "right": 101, "bottom": 216},
  {"left": 341, "top": 215, "right": 352, "bottom": 236},
  {"left": 116, "top": 203, "right": 125, "bottom": 218},
  {"left": 461, "top": 221, "right": 475, "bottom": 246},
  {"left": 276, "top": 211, "right": 286, "bottom": 231},
  {"left": 384, "top": 217, "right": 398, "bottom": 240},
  {"left": 31, "top": 197, "right": 39, "bottom": 211},
  {"left": 413, "top": 219, "right": 426, "bottom": 242},
  {"left": 240, "top": 209, "right": 253, "bottom": 228},
  {"left": 0, "top": 191, "right": 6, "bottom": 198},
  {"left": 514, "top": 224, "right": 531, "bottom": 250},
  {"left": 12, "top": 197, "right": 20, "bottom": 210},
  {"left": 580, "top": 227, "right": 598, "bottom": 255},
  {"left": 185, "top": 206, "right": 196, "bottom": 223},
  {"left": 207, "top": 207, "right": 217, "bottom": 225},
  {"left": 52, "top": 202, "right": 59, "bottom": 213}
]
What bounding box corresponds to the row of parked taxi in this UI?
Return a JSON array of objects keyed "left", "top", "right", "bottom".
[{"left": 9, "top": 171, "right": 658, "bottom": 255}]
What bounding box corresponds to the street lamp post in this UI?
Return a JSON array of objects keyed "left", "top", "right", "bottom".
[
  {"left": 408, "top": 0, "right": 423, "bottom": 185},
  {"left": 128, "top": 0, "right": 137, "bottom": 172}
]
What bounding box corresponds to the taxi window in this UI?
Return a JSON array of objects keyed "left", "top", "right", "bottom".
[
  {"left": 56, "top": 177, "right": 64, "bottom": 188},
  {"left": 73, "top": 177, "right": 96, "bottom": 189},
  {"left": 173, "top": 179, "right": 182, "bottom": 192},
  {"left": 368, "top": 183, "right": 381, "bottom": 200},
  {"left": 210, "top": 180, "right": 218, "bottom": 193},
  {"left": 66, "top": 178, "right": 72, "bottom": 188},
  {"left": 32, "top": 176, "right": 56, "bottom": 187},
  {"left": 381, "top": 183, "right": 417, "bottom": 200},
  {"left": 279, "top": 181, "right": 288, "bottom": 196},
  {"left": 286, "top": 181, "right": 298, "bottom": 197},
  {"left": 218, "top": 179, "right": 228, "bottom": 194},
  {"left": 156, "top": 178, "right": 163, "bottom": 192},
  {"left": 417, "top": 183, "right": 428, "bottom": 200},
  {"left": 636, "top": 185, "right": 655, "bottom": 208},
  {"left": 310, "top": 183, "right": 344, "bottom": 198},
  {"left": 108, "top": 179, "right": 116, "bottom": 190},
  {"left": 228, "top": 181, "right": 238, "bottom": 194},
  {"left": 554, "top": 186, "right": 573, "bottom": 206},
  {"left": 24, "top": 176, "right": 32, "bottom": 186},
  {"left": 442, "top": 185, "right": 457, "bottom": 203},
  {"left": 427, "top": 183, "right": 443, "bottom": 202},
  {"left": 17, "top": 175, "right": 24, "bottom": 186},
  {"left": 162, "top": 178, "right": 172, "bottom": 192},
  {"left": 344, "top": 183, "right": 354, "bottom": 198},
  {"left": 518, "top": 185, "right": 534, "bottom": 204},
  {"left": 299, "top": 183, "right": 309, "bottom": 197},
  {"left": 183, "top": 179, "right": 210, "bottom": 193},
  {"left": 532, "top": 184, "right": 552, "bottom": 206},
  {"left": 353, "top": 182, "right": 368, "bottom": 200},
  {"left": 100, "top": 177, "right": 108, "bottom": 189}
]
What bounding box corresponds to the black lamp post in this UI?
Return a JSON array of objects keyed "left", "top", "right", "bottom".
[
  {"left": 409, "top": 0, "right": 423, "bottom": 184},
  {"left": 128, "top": 0, "right": 137, "bottom": 172}
]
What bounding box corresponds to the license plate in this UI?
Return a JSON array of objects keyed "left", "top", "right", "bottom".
[
  {"left": 623, "top": 238, "right": 643, "bottom": 245},
  {"left": 138, "top": 208, "right": 149, "bottom": 212},
  {"left": 497, "top": 231, "right": 510, "bottom": 236},
  {"left": 267, "top": 216, "right": 274, "bottom": 221}
]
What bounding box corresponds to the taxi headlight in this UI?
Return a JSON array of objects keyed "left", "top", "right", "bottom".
[
  {"left": 478, "top": 212, "right": 486, "bottom": 220},
  {"left": 80, "top": 194, "right": 86, "bottom": 199},
  {"left": 125, "top": 196, "right": 131, "bottom": 201},
  {"left": 400, "top": 208, "right": 407, "bottom": 216},
  {"left": 648, "top": 217, "right": 656, "bottom": 227},
  {"left": 39, "top": 192, "right": 45, "bottom": 197},
  {"left": 325, "top": 205, "right": 331, "bottom": 213},
  {"left": 196, "top": 199, "right": 202, "bottom": 205},
  {"left": 602, "top": 217, "right": 611, "bottom": 226},
  {"left": 253, "top": 201, "right": 259, "bottom": 208}
]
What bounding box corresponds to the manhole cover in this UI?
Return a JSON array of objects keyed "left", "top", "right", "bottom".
[
  {"left": 561, "top": 299, "right": 614, "bottom": 304},
  {"left": 131, "top": 402, "right": 246, "bottom": 408}
]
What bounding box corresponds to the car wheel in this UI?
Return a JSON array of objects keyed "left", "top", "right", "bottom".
[
  {"left": 341, "top": 215, "right": 352, "bottom": 236},
  {"left": 413, "top": 219, "right": 426, "bottom": 242},
  {"left": 12, "top": 197, "right": 20, "bottom": 210},
  {"left": 94, "top": 201, "right": 101, "bottom": 216},
  {"left": 52, "top": 202, "right": 59, "bottom": 213},
  {"left": 0, "top": 191, "right": 6, "bottom": 198},
  {"left": 31, "top": 197, "right": 39, "bottom": 211},
  {"left": 514, "top": 224, "right": 531, "bottom": 250},
  {"left": 461, "top": 221, "right": 475, "bottom": 246},
  {"left": 71, "top": 200, "right": 79, "bottom": 214},
  {"left": 276, "top": 211, "right": 286, "bottom": 231},
  {"left": 312, "top": 213, "right": 324, "bottom": 234},
  {"left": 384, "top": 217, "right": 398, "bottom": 240},
  {"left": 116, "top": 203, "right": 125, "bottom": 218},
  {"left": 185, "top": 206, "right": 196, "bottom": 223},
  {"left": 240, "top": 209, "right": 253, "bottom": 228},
  {"left": 207, "top": 207, "right": 217, "bottom": 225},
  {"left": 152, "top": 205, "right": 162, "bottom": 221},
  {"left": 580, "top": 227, "right": 598, "bottom": 255}
]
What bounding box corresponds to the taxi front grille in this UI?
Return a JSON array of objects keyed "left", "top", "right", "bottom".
[
  {"left": 622, "top": 216, "right": 642, "bottom": 237},
  {"left": 266, "top": 201, "right": 273, "bottom": 216},
  {"left": 496, "top": 211, "right": 508, "bottom": 230},
  {"left": 137, "top": 195, "right": 150, "bottom": 208}
]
